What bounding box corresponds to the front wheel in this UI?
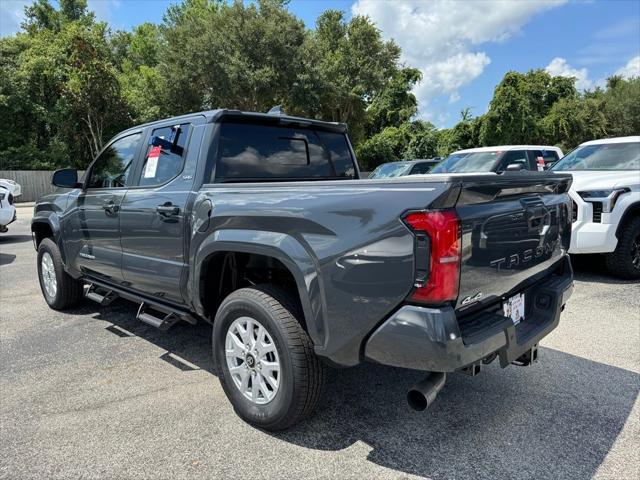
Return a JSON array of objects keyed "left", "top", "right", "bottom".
[
  {"left": 605, "top": 217, "right": 640, "bottom": 279},
  {"left": 37, "top": 238, "right": 83, "bottom": 310},
  {"left": 213, "top": 286, "right": 326, "bottom": 431}
]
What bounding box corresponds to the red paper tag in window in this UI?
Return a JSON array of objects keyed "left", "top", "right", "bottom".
[
  {"left": 537, "top": 156, "right": 545, "bottom": 171},
  {"left": 144, "top": 146, "right": 161, "bottom": 179},
  {"left": 148, "top": 146, "right": 161, "bottom": 159}
]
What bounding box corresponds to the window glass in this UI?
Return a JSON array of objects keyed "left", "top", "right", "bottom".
[
  {"left": 215, "top": 123, "right": 355, "bottom": 181},
  {"left": 431, "top": 152, "right": 500, "bottom": 173},
  {"left": 138, "top": 124, "right": 190, "bottom": 186},
  {"left": 499, "top": 150, "right": 530, "bottom": 171},
  {"left": 552, "top": 143, "right": 640, "bottom": 171},
  {"left": 410, "top": 162, "right": 434, "bottom": 175},
  {"left": 541, "top": 150, "right": 559, "bottom": 163},
  {"left": 315, "top": 130, "right": 356, "bottom": 178},
  {"left": 87, "top": 133, "right": 142, "bottom": 189},
  {"left": 369, "top": 162, "right": 412, "bottom": 178}
]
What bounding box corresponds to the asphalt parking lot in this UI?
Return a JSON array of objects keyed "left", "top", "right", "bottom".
[{"left": 1, "top": 204, "right": 639, "bottom": 480}]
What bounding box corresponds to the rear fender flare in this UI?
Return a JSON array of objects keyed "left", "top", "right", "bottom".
[{"left": 191, "top": 229, "right": 325, "bottom": 347}]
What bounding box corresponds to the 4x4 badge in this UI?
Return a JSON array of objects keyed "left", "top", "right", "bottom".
[{"left": 461, "top": 292, "right": 483, "bottom": 305}]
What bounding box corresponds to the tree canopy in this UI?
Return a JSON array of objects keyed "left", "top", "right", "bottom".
[{"left": 1, "top": 0, "right": 638, "bottom": 171}]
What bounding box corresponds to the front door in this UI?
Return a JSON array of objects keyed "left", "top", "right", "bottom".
[
  {"left": 118, "top": 117, "right": 204, "bottom": 305},
  {"left": 66, "top": 132, "right": 144, "bottom": 283}
]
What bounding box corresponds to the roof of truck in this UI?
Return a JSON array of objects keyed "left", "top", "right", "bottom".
[
  {"left": 579, "top": 136, "right": 640, "bottom": 146},
  {"left": 124, "top": 109, "right": 348, "bottom": 134},
  {"left": 453, "top": 145, "right": 563, "bottom": 154}
]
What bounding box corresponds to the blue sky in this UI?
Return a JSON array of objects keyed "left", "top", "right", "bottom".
[{"left": 1, "top": 0, "right": 639, "bottom": 128}]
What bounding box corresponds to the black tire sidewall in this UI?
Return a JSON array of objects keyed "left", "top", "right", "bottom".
[
  {"left": 213, "top": 292, "right": 297, "bottom": 429},
  {"left": 621, "top": 218, "right": 640, "bottom": 277},
  {"left": 37, "top": 238, "right": 66, "bottom": 309},
  {"left": 609, "top": 217, "right": 640, "bottom": 279}
]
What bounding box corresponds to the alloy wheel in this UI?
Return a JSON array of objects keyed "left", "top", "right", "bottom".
[{"left": 225, "top": 316, "right": 281, "bottom": 404}]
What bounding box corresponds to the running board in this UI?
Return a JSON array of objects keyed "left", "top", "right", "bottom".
[{"left": 85, "top": 284, "right": 117, "bottom": 306}]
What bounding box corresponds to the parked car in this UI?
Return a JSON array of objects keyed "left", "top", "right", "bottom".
[
  {"left": 0, "top": 180, "right": 19, "bottom": 233},
  {"left": 431, "top": 146, "right": 564, "bottom": 174},
  {"left": 32, "top": 109, "right": 574, "bottom": 430},
  {"left": 552, "top": 136, "right": 640, "bottom": 278},
  {"left": 0, "top": 179, "right": 22, "bottom": 198},
  {"left": 368, "top": 159, "right": 441, "bottom": 178}
]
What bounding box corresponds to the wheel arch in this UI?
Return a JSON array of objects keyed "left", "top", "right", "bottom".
[
  {"left": 616, "top": 201, "right": 640, "bottom": 238},
  {"left": 191, "top": 229, "right": 325, "bottom": 348},
  {"left": 31, "top": 215, "right": 64, "bottom": 261}
]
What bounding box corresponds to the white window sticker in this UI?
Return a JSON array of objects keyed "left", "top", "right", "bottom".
[{"left": 144, "top": 156, "right": 158, "bottom": 178}]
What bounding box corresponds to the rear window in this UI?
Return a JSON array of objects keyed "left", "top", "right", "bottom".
[{"left": 214, "top": 123, "right": 356, "bottom": 181}]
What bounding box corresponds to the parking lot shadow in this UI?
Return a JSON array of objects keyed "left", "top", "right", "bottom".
[
  {"left": 571, "top": 254, "right": 639, "bottom": 285},
  {"left": 274, "top": 349, "right": 639, "bottom": 479},
  {"left": 0, "top": 234, "right": 33, "bottom": 245},
  {"left": 72, "top": 300, "right": 639, "bottom": 480},
  {"left": 0, "top": 253, "right": 16, "bottom": 266}
]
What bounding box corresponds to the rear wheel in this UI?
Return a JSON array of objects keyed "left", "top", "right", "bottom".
[
  {"left": 37, "top": 238, "right": 83, "bottom": 310},
  {"left": 213, "top": 286, "right": 326, "bottom": 431},
  {"left": 605, "top": 217, "right": 640, "bottom": 279}
]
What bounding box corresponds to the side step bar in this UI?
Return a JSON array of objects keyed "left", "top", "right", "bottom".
[
  {"left": 85, "top": 284, "right": 117, "bottom": 306},
  {"left": 84, "top": 280, "right": 198, "bottom": 331},
  {"left": 137, "top": 303, "right": 182, "bottom": 331}
]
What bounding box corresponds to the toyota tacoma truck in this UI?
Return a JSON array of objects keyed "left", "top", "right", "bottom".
[{"left": 32, "top": 109, "right": 574, "bottom": 430}]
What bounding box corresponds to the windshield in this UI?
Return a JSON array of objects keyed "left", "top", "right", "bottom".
[
  {"left": 553, "top": 142, "right": 640, "bottom": 171},
  {"left": 369, "top": 162, "right": 412, "bottom": 178},
  {"left": 430, "top": 151, "right": 500, "bottom": 173}
]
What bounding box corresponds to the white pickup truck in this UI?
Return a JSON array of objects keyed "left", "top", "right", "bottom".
[{"left": 552, "top": 136, "right": 640, "bottom": 278}]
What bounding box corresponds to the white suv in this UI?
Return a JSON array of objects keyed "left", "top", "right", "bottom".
[{"left": 552, "top": 136, "right": 640, "bottom": 278}]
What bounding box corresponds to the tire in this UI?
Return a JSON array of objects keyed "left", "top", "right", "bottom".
[
  {"left": 604, "top": 216, "right": 640, "bottom": 279},
  {"left": 213, "top": 285, "right": 326, "bottom": 431},
  {"left": 37, "top": 237, "right": 83, "bottom": 310}
]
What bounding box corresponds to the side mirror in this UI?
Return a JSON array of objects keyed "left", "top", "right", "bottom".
[
  {"left": 505, "top": 163, "right": 524, "bottom": 172},
  {"left": 52, "top": 168, "right": 80, "bottom": 188}
]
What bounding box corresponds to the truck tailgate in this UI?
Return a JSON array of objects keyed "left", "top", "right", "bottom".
[{"left": 451, "top": 173, "right": 572, "bottom": 312}]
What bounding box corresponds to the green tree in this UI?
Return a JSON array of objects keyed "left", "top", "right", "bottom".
[
  {"left": 481, "top": 69, "right": 577, "bottom": 145},
  {"left": 0, "top": 0, "right": 128, "bottom": 169},
  {"left": 159, "top": 0, "right": 307, "bottom": 116},
  {"left": 602, "top": 76, "right": 640, "bottom": 137},
  {"left": 366, "top": 68, "right": 421, "bottom": 136}
]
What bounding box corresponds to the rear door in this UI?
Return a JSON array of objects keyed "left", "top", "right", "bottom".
[
  {"left": 118, "top": 116, "right": 205, "bottom": 305},
  {"left": 454, "top": 174, "right": 572, "bottom": 311},
  {"left": 66, "top": 131, "right": 144, "bottom": 283}
]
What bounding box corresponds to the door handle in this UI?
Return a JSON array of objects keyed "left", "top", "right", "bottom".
[
  {"left": 156, "top": 203, "right": 180, "bottom": 217},
  {"left": 102, "top": 201, "right": 119, "bottom": 215}
]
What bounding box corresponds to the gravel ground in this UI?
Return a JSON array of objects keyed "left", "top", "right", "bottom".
[{"left": 1, "top": 205, "right": 639, "bottom": 480}]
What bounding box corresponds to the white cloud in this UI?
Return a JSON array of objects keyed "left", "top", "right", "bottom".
[
  {"left": 352, "top": 0, "right": 567, "bottom": 120},
  {"left": 0, "top": 0, "right": 30, "bottom": 37},
  {"left": 615, "top": 56, "right": 640, "bottom": 79},
  {"left": 545, "top": 57, "right": 592, "bottom": 90}
]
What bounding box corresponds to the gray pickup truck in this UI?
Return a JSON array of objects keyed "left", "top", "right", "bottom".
[{"left": 32, "top": 109, "right": 574, "bottom": 430}]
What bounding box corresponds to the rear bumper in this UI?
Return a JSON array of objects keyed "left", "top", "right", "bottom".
[{"left": 364, "top": 260, "right": 573, "bottom": 372}]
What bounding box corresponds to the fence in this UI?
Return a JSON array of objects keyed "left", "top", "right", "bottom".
[
  {"left": 0, "top": 170, "right": 83, "bottom": 203},
  {"left": 1, "top": 169, "right": 371, "bottom": 203}
]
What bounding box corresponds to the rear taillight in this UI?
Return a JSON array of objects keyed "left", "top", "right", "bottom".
[{"left": 403, "top": 209, "right": 461, "bottom": 304}]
